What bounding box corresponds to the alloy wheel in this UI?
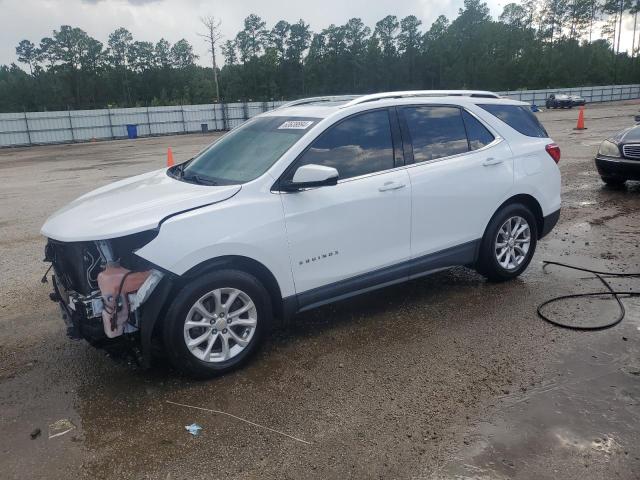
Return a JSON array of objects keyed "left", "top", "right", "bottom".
[
  {"left": 183, "top": 287, "right": 257, "bottom": 363},
  {"left": 494, "top": 216, "right": 531, "bottom": 271}
]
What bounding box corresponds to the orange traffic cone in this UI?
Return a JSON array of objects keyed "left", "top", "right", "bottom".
[
  {"left": 574, "top": 106, "right": 586, "bottom": 130},
  {"left": 167, "top": 147, "right": 174, "bottom": 167}
]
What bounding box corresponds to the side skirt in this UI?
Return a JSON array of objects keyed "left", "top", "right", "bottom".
[{"left": 290, "top": 239, "right": 480, "bottom": 314}]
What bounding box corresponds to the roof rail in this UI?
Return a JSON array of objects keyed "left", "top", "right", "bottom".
[
  {"left": 277, "top": 95, "right": 360, "bottom": 109},
  {"left": 339, "top": 90, "right": 500, "bottom": 108}
]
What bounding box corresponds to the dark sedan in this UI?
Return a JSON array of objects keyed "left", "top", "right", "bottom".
[
  {"left": 595, "top": 124, "right": 640, "bottom": 186},
  {"left": 546, "top": 94, "right": 573, "bottom": 109}
]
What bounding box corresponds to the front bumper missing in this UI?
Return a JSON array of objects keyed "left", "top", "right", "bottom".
[
  {"left": 52, "top": 276, "right": 107, "bottom": 343},
  {"left": 49, "top": 270, "right": 171, "bottom": 366}
]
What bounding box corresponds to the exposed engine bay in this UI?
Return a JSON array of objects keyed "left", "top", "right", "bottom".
[{"left": 44, "top": 230, "right": 165, "bottom": 347}]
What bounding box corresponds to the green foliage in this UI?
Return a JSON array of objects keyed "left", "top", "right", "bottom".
[
  {"left": 15, "top": 40, "right": 37, "bottom": 74},
  {"left": 1, "top": 6, "right": 639, "bottom": 112},
  {"left": 170, "top": 39, "right": 198, "bottom": 68}
]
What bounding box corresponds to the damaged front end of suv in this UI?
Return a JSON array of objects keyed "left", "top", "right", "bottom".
[
  {"left": 44, "top": 230, "right": 172, "bottom": 365},
  {"left": 40, "top": 162, "right": 244, "bottom": 370}
]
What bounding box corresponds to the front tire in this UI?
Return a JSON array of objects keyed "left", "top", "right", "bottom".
[
  {"left": 476, "top": 204, "right": 538, "bottom": 282},
  {"left": 601, "top": 176, "right": 626, "bottom": 187},
  {"left": 163, "top": 269, "right": 272, "bottom": 378}
]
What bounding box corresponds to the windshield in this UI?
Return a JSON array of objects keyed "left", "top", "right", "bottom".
[{"left": 178, "top": 116, "right": 318, "bottom": 185}]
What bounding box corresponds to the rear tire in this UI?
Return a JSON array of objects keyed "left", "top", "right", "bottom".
[
  {"left": 163, "top": 269, "right": 272, "bottom": 378},
  {"left": 476, "top": 204, "right": 538, "bottom": 282}
]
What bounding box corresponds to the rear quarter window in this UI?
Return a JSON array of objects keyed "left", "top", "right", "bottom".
[
  {"left": 462, "top": 110, "right": 495, "bottom": 150},
  {"left": 478, "top": 104, "right": 548, "bottom": 138}
]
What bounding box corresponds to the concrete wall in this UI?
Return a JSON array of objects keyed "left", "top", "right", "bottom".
[{"left": 1, "top": 84, "right": 639, "bottom": 147}]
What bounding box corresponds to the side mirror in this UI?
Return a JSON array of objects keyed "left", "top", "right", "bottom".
[{"left": 280, "top": 164, "right": 339, "bottom": 192}]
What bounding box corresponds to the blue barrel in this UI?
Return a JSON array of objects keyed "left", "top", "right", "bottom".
[{"left": 126, "top": 124, "right": 138, "bottom": 139}]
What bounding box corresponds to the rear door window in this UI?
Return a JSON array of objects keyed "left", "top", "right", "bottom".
[
  {"left": 478, "top": 104, "right": 548, "bottom": 138},
  {"left": 294, "top": 109, "right": 395, "bottom": 180},
  {"left": 403, "top": 106, "right": 469, "bottom": 162},
  {"left": 462, "top": 110, "right": 495, "bottom": 150}
]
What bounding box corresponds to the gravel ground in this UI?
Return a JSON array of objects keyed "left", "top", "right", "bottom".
[{"left": 0, "top": 101, "right": 639, "bottom": 479}]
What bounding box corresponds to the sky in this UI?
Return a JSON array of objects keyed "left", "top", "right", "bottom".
[{"left": 0, "top": 0, "right": 638, "bottom": 68}]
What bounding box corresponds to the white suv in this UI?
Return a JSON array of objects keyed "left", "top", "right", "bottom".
[{"left": 42, "top": 91, "right": 561, "bottom": 377}]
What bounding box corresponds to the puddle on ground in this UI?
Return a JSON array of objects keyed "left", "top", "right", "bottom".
[
  {"left": 564, "top": 182, "right": 595, "bottom": 192},
  {"left": 563, "top": 198, "right": 603, "bottom": 208},
  {"left": 436, "top": 293, "right": 640, "bottom": 479},
  {"left": 567, "top": 220, "right": 592, "bottom": 234}
]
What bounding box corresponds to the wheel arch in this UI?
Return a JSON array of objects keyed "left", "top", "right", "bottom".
[
  {"left": 180, "top": 255, "right": 287, "bottom": 325},
  {"left": 492, "top": 194, "right": 545, "bottom": 239}
]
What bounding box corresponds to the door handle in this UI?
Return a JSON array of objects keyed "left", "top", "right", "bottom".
[
  {"left": 378, "top": 181, "right": 406, "bottom": 192},
  {"left": 482, "top": 157, "right": 504, "bottom": 166}
]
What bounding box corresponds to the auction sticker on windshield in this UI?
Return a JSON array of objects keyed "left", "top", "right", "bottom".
[{"left": 278, "top": 120, "right": 314, "bottom": 130}]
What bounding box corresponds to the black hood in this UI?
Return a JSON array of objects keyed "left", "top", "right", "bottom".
[{"left": 612, "top": 125, "right": 640, "bottom": 143}]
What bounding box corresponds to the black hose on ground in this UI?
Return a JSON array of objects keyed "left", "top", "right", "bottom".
[{"left": 537, "top": 261, "right": 640, "bottom": 331}]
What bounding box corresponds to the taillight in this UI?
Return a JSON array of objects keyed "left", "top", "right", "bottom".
[{"left": 545, "top": 143, "right": 561, "bottom": 163}]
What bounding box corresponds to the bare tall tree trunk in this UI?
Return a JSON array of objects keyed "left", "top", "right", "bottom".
[
  {"left": 612, "top": 0, "right": 624, "bottom": 82},
  {"left": 570, "top": 0, "right": 577, "bottom": 39},
  {"left": 212, "top": 45, "right": 220, "bottom": 101},
  {"left": 616, "top": 0, "right": 624, "bottom": 55},
  {"left": 612, "top": 10, "right": 619, "bottom": 51},
  {"left": 632, "top": 10, "right": 638, "bottom": 57},
  {"left": 589, "top": 0, "right": 597, "bottom": 43},
  {"left": 200, "top": 16, "right": 223, "bottom": 102}
]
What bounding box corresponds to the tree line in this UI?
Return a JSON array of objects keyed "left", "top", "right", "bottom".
[{"left": 1, "top": 0, "right": 639, "bottom": 112}]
